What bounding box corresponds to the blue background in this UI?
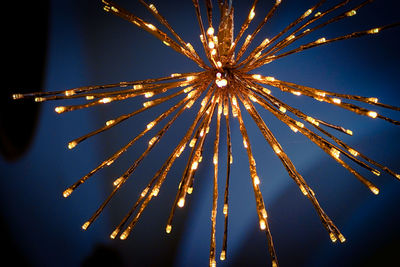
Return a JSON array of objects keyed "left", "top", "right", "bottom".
[{"left": 1, "top": 0, "right": 399, "bottom": 266}]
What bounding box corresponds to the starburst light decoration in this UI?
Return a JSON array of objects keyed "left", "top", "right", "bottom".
[{"left": 13, "top": 0, "right": 400, "bottom": 266}]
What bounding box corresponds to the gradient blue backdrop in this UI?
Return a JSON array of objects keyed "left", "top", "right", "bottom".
[{"left": 1, "top": 0, "right": 399, "bottom": 266}]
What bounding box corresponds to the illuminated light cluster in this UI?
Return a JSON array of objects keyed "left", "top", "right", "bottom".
[{"left": 12, "top": 1, "right": 400, "bottom": 267}]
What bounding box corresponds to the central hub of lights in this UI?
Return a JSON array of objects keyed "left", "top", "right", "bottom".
[{"left": 215, "top": 71, "right": 229, "bottom": 88}]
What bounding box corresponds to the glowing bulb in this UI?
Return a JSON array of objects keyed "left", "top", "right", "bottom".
[
  {"left": 261, "top": 209, "right": 268, "bottom": 219},
  {"left": 300, "top": 185, "right": 308, "bottom": 196},
  {"left": 110, "top": 229, "right": 118, "bottom": 239},
  {"left": 120, "top": 231, "right": 128, "bottom": 240},
  {"left": 346, "top": 10, "right": 357, "bottom": 17},
  {"left": 99, "top": 97, "right": 112, "bottom": 104},
  {"left": 286, "top": 34, "right": 295, "bottom": 41},
  {"left": 152, "top": 187, "right": 160, "bottom": 196},
  {"left": 187, "top": 187, "right": 193, "bottom": 194},
  {"left": 243, "top": 139, "right": 248, "bottom": 148},
  {"left": 223, "top": 204, "right": 228, "bottom": 215},
  {"left": 141, "top": 188, "right": 149, "bottom": 197},
  {"left": 145, "top": 92, "right": 154, "bottom": 98},
  {"left": 148, "top": 136, "right": 157, "bottom": 146},
  {"left": 253, "top": 175, "right": 260, "bottom": 186},
  {"left": 189, "top": 138, "right": 196, "bottom": 147},
  {"left": 330, "top": 148, "right": 340, "bottom": 159},
  {"left": 220, "top": 250, "right": 226, "bottom": 261},
  {"left": 213, "top": 154, "right": 218, "bottom": 165},
  {"left": 348, "top": 148, "right": 359, "bottom": 157},
  {"left": 259, "top": 219, "right": 266, "bottom": 230},
  {"left": 332, "top": 98, "right": 341, "bottom": 104},
  {"left": 306, "top": 116, "right": 319, "bottom": 126},
  {"left": 216, "top": 79, "right": 227, "bottom": 87},
  {"left": 191, "top": 161, "right": 198, "bottom": 170},
  {"left": 346, "top": 129, "right": 353, "bottom": 135},
  {"left": 261, "top": 38, "right": 270, "bottom": 46},
  {"left": 289, "top": 125, "right": 298, "bottom": 133},
  {"left": 65, "top": 90, "right": 75, "bottom": 96},
  {"left": 166, "top": 224, "right": 172, "bottom": 234},
  {"left": 303, "top": 9, "right": 312, "bottom": 17},
  {"left": 12, "top": 94, "right": 23, "bottom": 99},
  {"left": 149, "top": 4, "right": 158, "bottom": 13},
  {"left": 248, "top": 9, "right": 255, "bottom": 20},
  {"left": 252, "top": 74, "right": 262, "bottom": 80},
  {"left": 370, "top": 186, "right": 379, "bottom": 195},
  {"left": 82, "top": 221, "right": 90, "bottom": 230},
  {"left": 279, "top": 106, "right": 287, "bottom": 113},
  {"left": 272, "top": 144, "right": 281, "bottom": 154},
  {"left": 372, "top": 170, "right": 380, "bottom": 176},
  {"left": 55, "top": 106, "right": 66, "bottom": 113},
  {"left": 178, "top": 197, "right": 185, "bottom": 208},
  {"left": 63, "top": 188, "right": 73, "bottom": 198},
  {"left": 68, "top": 141, "right": 77, "bottom": 150},
  {"left": 338, "top": 234, "right": 346, "bottom": 243},
  {"left": 292, "top": 91, "right": 301, "bottom": 96},
  {"left": 143, "top": 101, "right": 153, "bottom": 108},
  {"left": 145, "top": 23, "right": 157, "bottom": 31},
  {"left": 368, "top": 28, "right": 380, "bottom": 34},
  {"left": 262, "top": 88, "right": 271, "bottom": 94},
  {"left": 207, "top": 27, "right": 214, "bottom": 35},
  {"left": 367, "top": 111, "right": 378, "bottom": 118},
  {"left": 147, "top": 121, "right": 155, "bottom": 130},
  {"left": 113, "top": 177, "right": 124, "bottom": 187},
  {"left": 296, "top": 121, "right": 304, "bottom": 128},
  {"left": 232, "top": 96, "right": 238, "bottom": 107},
  {"left": 106, "top": 120, "right": 115, "bottom": 126},
  {"left": 329, "top": 232, "right": 337, "bottom": 242}
]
